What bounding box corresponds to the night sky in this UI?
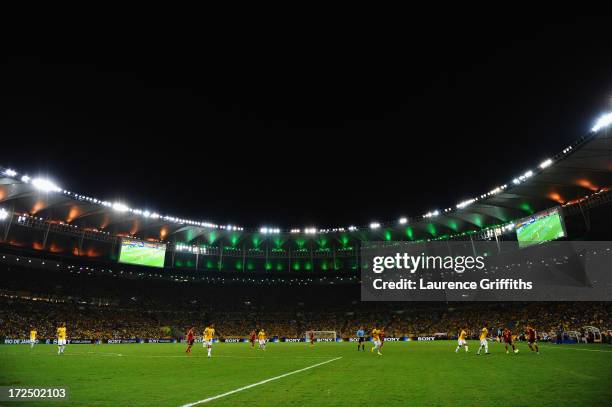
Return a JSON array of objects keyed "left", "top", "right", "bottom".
[{"left": 1, "top": 17, "right": 611, "bottom": 229}]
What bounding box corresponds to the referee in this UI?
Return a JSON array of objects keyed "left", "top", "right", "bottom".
[{"left": 356, "top": 327, "right": 365, "bottom": 351}]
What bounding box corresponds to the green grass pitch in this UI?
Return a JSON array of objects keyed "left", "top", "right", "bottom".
[
  {"left": 1, "top": 341, "right": 610, "bottom": 406},
  {"left": 517, "top": 213, "right": 564, "bottom": 247},
  {"left": 119, "top": 244, "right": 165, "bottom": 268}
]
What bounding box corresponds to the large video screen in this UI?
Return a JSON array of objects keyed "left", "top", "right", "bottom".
[
  {"left": 516, "top": 208, "right": 566, "bottom": 248},
  {"left": 119, "top": 238, "right": 166, "bottom": 268}
]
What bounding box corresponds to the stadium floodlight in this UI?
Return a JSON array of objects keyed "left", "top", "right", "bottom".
[
  {"left": 0, "top": 208, "right": 8, "bottom": 221},
  {"left": 456, "top": 199, "right": 476, "bottom": 209},
  {"left": 3, "top": 168, "right": 17, "bottom": 177},
  {"left": 591, "top": 112, "right": 612, "bottom": 132},
  {"left": 398, "top": 217, "right": 407, "bottom": 224},
  {"left": 304, "top": 227, "right": 317, "bottom": 234},
  {"left": 21, "top": 175, "right": 31, "bottom": 183},
  {"left": 539, "top": 159, "right": 553, "bottom": 169},
  {"left": 31, "top": 178, "right": 61, "bottom": 193},
  {"left": 112, "top": 202, "right": 130, "bottom": 212},
  {"left": 369, "top": 222, "right": 380, "bottom": 229},
  {"left": 348, "top": 226, "right": 357, "bottom": 231}
]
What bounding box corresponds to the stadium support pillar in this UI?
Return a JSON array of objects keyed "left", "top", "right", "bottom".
[
  {"left": 42, "top": 223, "right": 51, "bottom": 250},
  {"left": 469, "top": 234, "right": 477, "bottom": 257},
  {"left": 311, "top": 247, "right": 314, "bottom": 269},
  {"left": 494, "top": 233, "right": 501, "bottom": 254},
  {"left": 332, "top": 245, "right": 336, "bottom": 270},
  {"left": 288, "top": 247, "right": 291, "bottom": 272},
  {"left": 77, "top": 231, "right": 85, "bottom": 256},
  {"left": 171, "top": 238, "right": 176, "bottom": 268},
  {"left": 2, "top": 207, "right": 14, "bottom": 242},
  {"left": 218, "top": 243, "right": 224, "bottom": 271},
  {"left": 242, "top": 244, "right": 246, "bottom": 272},
  {"left": 578, "top": 202, "right": 591, "bottom": 231},
  {"left": 195, "top": 246, "right": 199, "bottom": 271}
]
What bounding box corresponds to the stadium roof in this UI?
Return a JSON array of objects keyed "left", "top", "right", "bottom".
[{"left": 1, "top": 120, "right": 611, "bottom": 244}]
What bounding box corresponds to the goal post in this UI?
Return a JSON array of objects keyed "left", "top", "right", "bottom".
[{"left": 305, "top": 331, "right": 337, "bottom": 341}]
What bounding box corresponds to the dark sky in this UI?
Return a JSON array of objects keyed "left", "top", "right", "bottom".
[{"left": 1, "top": 16, "right": 611, "bottom": 229}]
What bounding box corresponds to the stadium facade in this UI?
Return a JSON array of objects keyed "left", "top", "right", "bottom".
[{"left": 0, "top": 123, "right": 611, "bottom": 277}]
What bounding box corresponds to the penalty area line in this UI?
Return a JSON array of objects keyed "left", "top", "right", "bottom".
[{"left": 179, "top": 356, "right": 342, "bottom": 406}]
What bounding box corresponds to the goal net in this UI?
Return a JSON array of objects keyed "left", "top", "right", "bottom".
[{"left": 305, "top": 331, "right": 337, "bottom": 341}]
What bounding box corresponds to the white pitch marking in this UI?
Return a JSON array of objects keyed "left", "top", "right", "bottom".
[
  {"left": 132, "top": 354, "right": 333, "bottom": 360},
  {"left": 179, "top": 356, "right": 342, "bottom": 406}
]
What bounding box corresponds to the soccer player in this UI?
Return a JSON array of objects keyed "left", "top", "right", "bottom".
[
  {"left": 203, "top": 324, "right": 215, "bottom": 358},
  {"left": 455, "top": 327, "right": 469, "bottom": 353},
  {"left": 371, "top": 326, "right": 382, "bottom": 355},
  {"left": 308, "top": 329, "right": 315, "bottom": 346},
  {"left": 379, "top": 327, "right": 386, "bottom": 349},
  {"left": 476, "top": 326, "right": 489, "bottom": 355},
  {"left": 257, "top": 329, "right": 267, "bottom": 350},
  {"left": 249, "top": 330, "right": 257, "bottom": 348},
  {"left": 57, "top": 323, "right": 67, "bottom": 355},
  {"left": 356, "top": 327, "right": 365, "bottom": 351},
  {"left": 186, "top": 327, "right": 195, "bottom": 354},
  {"left": 503, "top": 327, "right": 518, "bottom": 354},
  {"left": 526, "top": 325, "right": 539, "bottom": 354},
  {"left": 29, "top": 328, "right": 37, "bottom": 349}
]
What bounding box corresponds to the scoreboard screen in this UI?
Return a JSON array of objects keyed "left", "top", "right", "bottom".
[
  {"left": 119, "top": 238, "right": 166, "bottom": 268},
  {"left": 515, "top": 208, "right": 566, "bottom": 248}
]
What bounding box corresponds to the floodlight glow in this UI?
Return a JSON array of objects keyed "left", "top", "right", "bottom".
[
  {"left": 456, "top": 199, "right": 476, "bottom": 209},
  {"left": 539, "top": 159, "right": 553, "bottom": 169},
  {"left": 369, "top": 222, "right": 380, "bottom": 229},
  {"left": 591, "top": 112, "right": 612, "bottom": 132},
  {"left": 398, "top": 217, "right": 407, "bottom": 224},
  {"left": 21, "top": 175, "right": 31, "bottom": 183},
  {"left": 4, "top": 169, "right": 17, "bottom": 177},
  {"left": 112, "top": 202, "right": 130, "bottom": 212},
  {"left": 31, "top": 178, "right": 61, "bottom": 192},
  {"left": 0, "top": 208, "right": 8, "bottom": 220}
]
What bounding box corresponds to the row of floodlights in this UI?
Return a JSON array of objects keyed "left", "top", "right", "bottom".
[{"left": 2, "top": 112, "right": 610, "bottom": 233}]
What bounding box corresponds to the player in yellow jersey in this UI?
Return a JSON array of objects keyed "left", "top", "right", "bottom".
[
  {"left": 371, "top": 327, "right": 382, "bottom": 355},
  {"left": 257, "top": 329, "right": 267, "bottom": 350},
  {"left": 455, "top": 327, "right": 469, "bottom": 353},
  {"left": 476, "top": 326, "right": 490, "bottom": 355},
  {"left": 203, "top": 324, "right": 215, "bottom": 358},
  {"left": 29, "top": 328, "right": 37, "bottom": 349},
  {"left": 57, "top": 323, "right": 67, "bottom": 355}
]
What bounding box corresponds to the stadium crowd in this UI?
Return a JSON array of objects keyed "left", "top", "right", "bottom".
[
  {"left": 1, "top": 294, "right": 610, "bottom": 342},
  {"left": 1, "top": 263, "right": 610, "bottom": 342}
]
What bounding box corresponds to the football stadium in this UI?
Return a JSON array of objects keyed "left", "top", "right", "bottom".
[
  {"left": 0, "top": 114, "right": 611, "bottom": 405},
  {"left": 2, "top": 22, "right": 612, "bottom": 405}
]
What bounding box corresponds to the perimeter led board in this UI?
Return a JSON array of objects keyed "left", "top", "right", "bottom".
[
  {"left": 119, "top": 238, "right": 166, "bottom": 268},
  {"left": 515, "top": 208, "right": 566, "bottom": 248}
]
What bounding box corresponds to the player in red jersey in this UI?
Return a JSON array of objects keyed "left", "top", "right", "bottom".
[
  {"left": 186, "top": 327, "right": 195, "bottom": 354},
  {"left": 308, "top": 330, "right": 315, "bottom": 346},
  {"left": 503, "top": 328, "right": 518, "bottom": 354},
  {"left": 379, "top": 327, "right": 386, "bottom": 349},
  {"left": 249, "top": 330, "right": 257, "bottom": 348},
  {"left": 526, "top": 325, "right": 539, "bottom": 354}
]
